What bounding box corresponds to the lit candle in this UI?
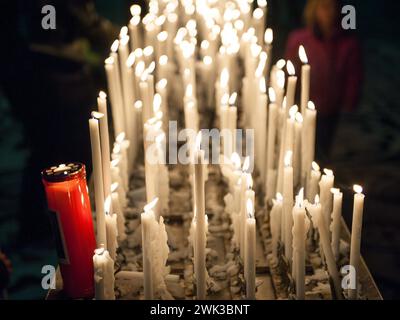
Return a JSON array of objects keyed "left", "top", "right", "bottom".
[
  {"left": 129, "top": 5, "right": 142, "bottom": 49},
  {"left": 266, "top": 87, "right": 278, "bottom": 202},
  {"left": 245, "top": 199, "right": 256, "bottom": 300},
  {"left": 307, "top": 161, "right": 321, "bottom": 202},
  {"left": 307, "top": 196, "right": 343, "bottom": 299},
  {"left": 263, "top": 28, "right": 273, "bottom": 79},
  {"left": 349, "top": 185, "right": 365, "bottom": 300},
  {"left": 105, "top": 196, "right": 118, "bottom": 261},
  {"left": 283, "top": 151, "right": 294, "bottom": 262},
  {"left": 293, "top": 112, "right": 303, "bottom": 188},
  {"left": 270, "top": 193, "right": 283, "bottom": 261},
  {"left": 292, "top": 188, "right": 306, "bottom": 300},
  {"left": 299, "top": 45, "right": 310, "bottom": 116},
  {"left": 93, "top": 245, "right": 115, "bottom": 300},
  {"left": 285, "top": 60, "right": 297, "bottom": 111},
  {"left": 89, "top": 118, "right": 107, "bottom": 247},
  {"left": 194, "top": 133, "right": 206, "bottom": 299},
  {"left": 302, "top": 101, "right": 317, "bottom": 188},
  {"left": 330, "top": 188, "right": 343, "bottom": 262},
  {"left": 319, "top": 168, "right": 335, "bottom": 231},
  {"left": 111, "top": 183, "right": 126, "bottom": 242},
  {"left": 256, "top": 78, "right": 268, "bottom": 183}
]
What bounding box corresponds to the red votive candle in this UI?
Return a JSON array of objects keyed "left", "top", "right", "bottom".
[{"left": 41, "top": 163, "right": 96, "bottom": 299}]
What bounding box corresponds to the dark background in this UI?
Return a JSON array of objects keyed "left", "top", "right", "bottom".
[{"left": 0, "top": 0, "right": 399, "bottom": 299}]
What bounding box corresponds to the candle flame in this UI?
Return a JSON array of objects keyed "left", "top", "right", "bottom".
[
  {"left": 264, "top": 28, "right": 273, "bottom": 45},
  {"left": 203, "top": 55, "right": 212, "bottom": 65},
  {"left": 268, "top": 87, "right": 276, "bottom": 103},
  {"left": 276, "top": 192, "right": 283, "bottom": 202},
  {"left": 246, "top": 198, "right": 254, "bottom": 219},
  {"left": 229, "top": 92, "right": 238, "bottom": 105},
  {"left": 253, "top": 8, "right": 264, "bottom": 20},
  {"left": 242, "top": 156, "right": 250, "bottom": 172},
  {"left": 295, "top": 112, "right": 303, "bottom": 123},
  {"left": 246, "top": 174, "right": 253, "bottom": 189},
  {"left": 143, "top": 46, "right": 154, "bottom": 57},
  {"left": 296, "top": 188, "right": 304, "bottom": 206},
  {"left": 221, "top": 68, "right": 229, "bottom": 87},
  {"left": 111, "top": 182, "right": 118, "bottom": 193},
  {"left": 155, "top": 133, "right": 164, "bottom": 145},
  {"left": 94, "top": 246, "right": 105, "bottom": 255},
  {"left": 331, "top": 187, "right": 340, "bottom": 195},
  {"left": 299, "top": 45, "right": 308, "bottom": 64},
  {"left": 276, "top": 59, "right": 286, "bottom": 69},
  {"left": 147, "top": 61, "right": 156, "bottom": 74},
  {"left": 353, "top": 184, "right": 363, "bottom": 194},
  {"left": 119, "top": 26, "right": 128, "bottom": 38},
  {"left": 104, "top": 195, "right": 112, "bottom": 214},
  {"left": 307, "top": 101, "right": 316, "bottom": 110},
  {"left": 130, "top": 4, "right": 141, "bottom": 16},
  {"left": 111, "top": 40, "right": 119, "bottom": 53},
  {"left": 231, "top": 152, "right": 241, "bottom": 170},
  {"left": 105, "top": 56, "right": 114, "bottom": 65},
  {"left": 159, "top": 55, "right": 168, "bottom": 65},
  {"left": 221, "top": 93, "right": 229, "bottom": 105},
  {"left": 314, "top": 194, "right": 320, "bottom": 205},
  {"left": 144, "top": 197, "right": 159, "bottom": 212},
  {"left": 153, "top": 93, "right": 162, "bottom": 113},
  {"left": 284, "top": 151, "right": 293, "bottom": 167},
  {"left": 185, "top": 84, "right": 193, "bottom": 97},
  {"left": 120, "top": 35, "right": 129, "bottom": 46},
  {"left": 257, "top": 0, "right": 268, "bottom": 7},
  {"left": 134, "top": 48, "right": 143, "bottom": 58},
  {"left": 312, "top": 161, "right": 320, "bottom": 171},
  {"left": 116, "top": 132, "right": 126, "bottom": 143},
  {"left": 135, "top": 61, "right": 145, "bottom": 77},
  {"left": 201, "top": 40, "right": 209, "bottom": 50},
  {"left": 91, "top": 111, "right": 104, "bottom": 119},
  {"left": 323, "top": 168, "right": 333, "bottom": 176},
  {"left": 99, "top": 91, "right": 107, "bottom": 100},
  {"left": 157, "top": 78, "right": 167, "bottom": 90},
  {"left": 126, "top": 52, "right": 135, "bottom": 68},
  {"left": 289, "top": 105, "right": 298, "bottom": 119},
  {"left": 157, "top": 31, "right": 168, "bottom": 42},
  {"left": 111, "top": 158, "right": 120, "bottom": 168},
  {"left": 286, "top": 60, "right": 295, "bottom": 76},
  {"left": 130, "top": 15, "right": 140, "bottom": 26},
  {"left": 250, "top": 43, "right": 262, "bottom": 58},
  {"left": 134, "top": 100, "right": 143, "bottom": 110}
]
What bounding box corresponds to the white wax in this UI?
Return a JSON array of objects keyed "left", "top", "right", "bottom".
[
  {"left": 301, "top": 107, "right": 316, "bottom": 186},
  {"left": 110, "top": 51, "right": 125, "bottom": 133},
  {"left": 141, "top": 210, "right": 154, "bottom": 299},
  {"left": 283, "top": 165, "right": 294, "bottom": 262},
  {"left": 89, "top": 119, "right": 107, "bottom": 247},
  {"left": 301, "top": 64, "right": 310, "bottom": 116},
  {"left": 307, "top": 169, "right": 321, "bottom": 202},
  {"left": 105, "top": 61, "right": 124, "bottom": 136},
  {"left": 286, "top": 76, "right": 297, "bottom": 111},
  {"left": 245, "top": 217, "right": 256, "bottom": 300},
  {"left": 349, "top": 192, "right": 365, "bottom": 300},
  {"left": 111, "top": 191, "right": 126, "bottom": 242},
  {"left": 293, "top": 119, "right": 302, "bottom": 188},
  {"left": 93, "top": 247, "right": 115, "bottom": 300},
  {"left": 331, "top": 190, "right": 343, "bottom": 262},
  {"left": 270, "top": 198, "right": 282, "bottom": 260},
  {"left": 105, "top": 213, "right": 118, "bottom": 261},
  {"left": 319, "top": 173, "right": 335, "bottom": 232},
  {"left": 292, "top": 205, "right": 306, "bottom": 299}
]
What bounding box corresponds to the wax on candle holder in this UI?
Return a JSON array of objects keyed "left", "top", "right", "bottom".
[{"left": 42, "top": 163, "right": 96, "bottom": 298}]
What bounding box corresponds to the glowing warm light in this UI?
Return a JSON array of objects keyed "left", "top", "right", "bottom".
[
  {"left": 144, "top": 197, "right": 159, "bottom": 212},
  {"left": 105, "top": 56, "right": 114, "bottom": 65},
  {"left": 134, "top": 48, "right": 143, "bottom": 58},
  {"left": 130, "top": 15, "right": 140, "bottom": 26},
  {"left": 159, "top": 55, "right": 168, "bottom": 65},
  {"left": 264, "top": 28, "right": 273, "bottom": 44},
  {"left": 312, "top": 161, "right": 320, "bottom": 171},
  {"left": 289, "top": 105, "right": 298, "bottom": 119},
  {"left": 246, "top": 174, "right": 253, "bottom": 189},
  {"left": 353, "top": 184, "right": 363, "bottom": 194},
  {"left": 147, "top": 61, "right": 156, "bottom": 74},
  {"left": 185, "top": 84, "right": 193, "bottom": 97},
  {"left": 284, "top": 151, "right": 293, "bottom": 167},
  {"left": 130, "top": 4, "right": 141, "bottom": 16},
  {"left": 104, "top": 196, "right": 111, "bottom": 214},
  {"left": 253, "top": 8, "right": 264, "bottom": 19},
  {"left": 221, "top": 68, "right": 229, "bottom": 87},
  {"left": 135, "top": 61, "right": 145, "bottom": 76},
  {"left": 111, "top": 40, "right": 119, "bottom": 53},
  {"left": 276, "top": 59, "right": 286, "bottom": 69},
  {"left": 231, "top": 152, "right": 241, "bottom": 170},
  {"left": 116, "top": 132, "right": 126, "bottom": 144},
  {"left": 91, "top": 111, "right": 104, "bottom": 119},
  {"left": 201, "top": 40, "right": 209, "bottom": 50},
  {"left": 307, "top": 101, "right": 316, "bottom": 110},
  {"left": 155, "top": 133, "right": 164, "bottom": 145},
  {"left": 242, "top": 156, "right": 250, "bottom": 172},
  {"left": 268, "top": 87, "right": 276, "bottom": 103},
  {"left": 246, "top": 198, "right": 254, "bottom": 219},
  {"left": 111, "top": 158, "right": 120, "bottom": 168},
  {"left": 258, "top": 0, "right": 267, "bottom": 7},
  {"left": 157, "top": 31, "right": 168, "bottom": 42},
  {"left": 221, "top": 93, "right": 229, "bottom": 105},
  {"left": 286, "top": 60, "right": 295, "bottom": 76},
  {"left": 323, "top": 168, "right": 333, "bottom": 176},
  {"left": 99, "top": 91, "right": 107, "bottom": 99},
  {"left": 276, "top": 192, "right": 283, "bottom": 202},
  {"left": 143, "top": 46, "right": 154, "bottom": 57},
  {"left": 250, "top": 43, "right": 262, "bottom": 58},
  {"left": 126, "top": 53, "right": 135, "bottom": 68},
  {"left": 203, "top": 56, "right": 212, "bottom": 65},
  {"left": 296, "top": 188, "right": 304, "bottom": 206},
  {"left": 134, "top": 100, "right": 143, "bottom": 110},
  {"left": 120, "top": 26, "right": 128, "bottom": 38},
  {"left": 331, "top": 188, "right": 340, "bottom": 194},
  {"left": 157, "top": 78, "right": 167, "bottom": 89},
  {"left": 229, "top": 92, "right": 238, "bottom": 105},
  {"left": 153, "top": 93, "right": 162, "bottom": 113},
  {"left": 111, "top": 182, "right": 118, "bottom": 193},
  {"left": 295, "top": 112, "right": 303, "bottom": 123},
  {"left": 299, "top": 45, "right": 308, "bottom": 64},
  {"left": 315, "top": 194, "right": 320, "bottom": 205}
]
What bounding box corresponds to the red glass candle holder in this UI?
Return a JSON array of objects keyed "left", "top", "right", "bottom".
[{"left": 41, "top": 163, "right": 96, "bottom": 299}]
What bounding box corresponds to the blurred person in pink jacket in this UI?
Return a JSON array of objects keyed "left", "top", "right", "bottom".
[{"left": 285, "top": 0, "right": 363, "bottom": 161}]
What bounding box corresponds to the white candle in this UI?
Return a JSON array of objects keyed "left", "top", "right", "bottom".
[
  {"left": 111, "top": 187, "right": 126, "bottom": 242},
  {"left": 319, "top": 168, "right": 335, "bottom": 232},
  {"left": 194, "top": 133, "right": 206, "bottom": 300},
  {"left": 308, "top": 196, "right": 343, "bottom": 299},
  {"left": 141, "top": 198, "right": 158, "bottom": 300},
  {"left": 245, "top": 199, "right": 256, "bottom": 300},
  {"left": 266, "top": 88, "right": 278, "bottom": 201},
  {"left": 293, "top": 112, "right": 303, "bottom": 188},
  {"left": 349, "top": 185, "right": 365, "bottom": 300},
  {"left": 283, "top": 151, "right": 294, "bottom": 262},
  {"left": 93, "top": 245, "right": 115, "bottom": 300},
  {"left": 330, "top": 188, "right": 343, "bottom": 262},
  {"left": 110, "top": 41, "right": 126, "bottom": 133},
  {"left": 292, "top": 188, "right": 306, "bottom": 300},
  {"left": 129, "top": 13, "right": 142, "bottom": 50},
  {"left": 270, "top": 193, "right": 283, "bottom": 261},
  {"left": 299, "top": 45, "right": 310, "bottom": 116},
  {"left": 105, "top": 212, "right": 118, "bottom": 261},
  {"left": 89, "top": 118, "right": 107, "bottom": 247},
  {"left": 263, "top": 28, "right": 273, "bottom": 77},
  {"left": 302, "top": 101, "right": 317, "bottom": 187},
  {"left": 257, "top": 78, "right": 268, "bottom": 183}
]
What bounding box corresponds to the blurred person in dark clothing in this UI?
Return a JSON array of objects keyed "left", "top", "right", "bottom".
[
  {"left": 285, "top": 0, "right": 363, "bottom": 163},
  {"left": 0, "top": 0, "right": 117, "bottom": 244}
]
